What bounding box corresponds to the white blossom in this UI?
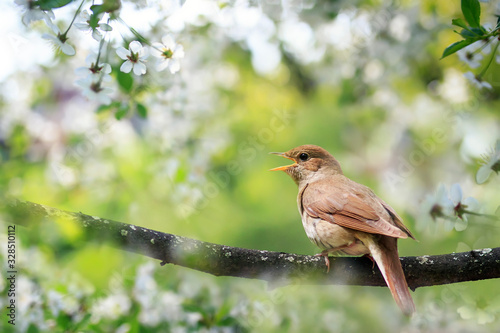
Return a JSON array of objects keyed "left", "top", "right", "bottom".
[
  {"left": 425, "top": 184, "right": 454, "bottom": 219},
  {"left": 116, "top": 41, "right": 148, "bottom": 75},
  {"left": 420, "top": 184, "right": 478, "bottom": 232},
  {"left": 15, "top": 0, "right": 56, "bottom": 29},
  {"left": 47, "top": 290, "right": 79, "bottom": 317},
  {"left": 463, "top": 71, "right": 492, "bottom": 90},
  {"left": 75, "top": 52, "right": 112, "bottom": 83},
  {"left": 476, "top": 140, "right": 500, "bottom": 184},
  {"left": 480, "top": 38, "right": 492, "bottom": 55},
  {"left": 152, "top": 35, "right": 185, "bottom": 74},
  {"left": 74, "top": 10, "right": 112, "bottom": 41},
  {"left": 458, "top": 301, "right": 496, "bottom": 324},
  {"left": 90, "top": 293, "right": 132, "bottom": 323},
  {"left": 75, "top": 76, "right": 113, "bottom": 104},
  {"left": 449, "top": 183, "right": 479, "bottom": 230},
  {"left": 457, "top": 42, "right": 483, "bottom": 68},
  {"left": 41, "top": 26, "right": 75, "bottom": 56}
]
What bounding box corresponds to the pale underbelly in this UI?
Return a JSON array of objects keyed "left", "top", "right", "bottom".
[{"left": 302, "top": 216, "right": 370, "bottom": 256}]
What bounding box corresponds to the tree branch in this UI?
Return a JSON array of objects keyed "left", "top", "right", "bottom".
[{"left": 4, "top": 199, "right": 500, "bottom": 290}]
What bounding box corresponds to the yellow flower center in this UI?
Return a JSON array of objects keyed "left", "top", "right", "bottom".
[{"left": 162, "top": 48, "right": 174, "bottom": 59}]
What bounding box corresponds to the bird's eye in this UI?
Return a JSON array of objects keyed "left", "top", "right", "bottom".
[{"left": 299, "top": 153, "right": 309, "bottom": 161}]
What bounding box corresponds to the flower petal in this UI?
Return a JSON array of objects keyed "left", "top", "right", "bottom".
[
  {"left": 443, "top": 219, "right": 455, "bottom": 232},
  {"left": 46, "top": 10, "right": 55, "bottom": 20},
  {"left": 450, "top": 183, "right": 463, "bottom": 204},
  {"left": 476, "top": 165, "right": 492, "bottom": 184},
  {"left": 133, "top": 62, "right": 147, "bottom": 75},
  {"left": 463, "top": 71, "right": 476, "bottom": 84},
  {"left": 74, "top": 22, "right": 89, "bottom": 31},
  {"left": 139, "top": 47, "right": 149, "bottom": 59},
  {"left": 151, "top": 42, "right": 164, "bottom": 55},
  {"left": 157, "top": 59, "right": 170, "bottom": 71},
  {"left": 102, "top": 63, "right": 112, "bottom": 74},
  {"left": 169, "top": 59, "right": 180, "bottom": 74},
  {"left": 101, "top": 73, "right": 112, "bottom": 82},
  {"left": 47, "top": 21, "right": 59, "bottom": 34},
  {"left": 92, "top": 29, "right": 103, "bottom": 41},
  {"left": 116, "top": 47, "right": 130, "bottom": 59},
  {"left": 463, "top": 197, "right": 479, "bottom": 211},
  {"left": 162, "top": 35, "right": 175, "bottom": 49},
  {"left": 457, "top": 306, "right": 474, "bottom": 320},
  {"left": 441, "top": 198, "right": 455, "bottom": 216},
  {"left": 454, "top": 218, "right": 468, "bottom": 231},
  {"left": 129, "top": 41, "right": 143, "bottom": 53},
  {"left": 481, "top": 81, "right": 492, "bottom": 90},
  {"left": 99, "top": 23, "right": 113, "bottom": 32},
  {"left": 75, "top": 67, "right": 89, "bottom": 76},
  {"left": 41, "top": 33, "right": 59, "bottom": 43},
  {"left": 61, "top": 43, "right": 76, "bottom": 56},
  {"left": 84, "top": 54, "right": 95, "bottom": 66},
  {"left": 120, "top": 61, "right": 133, "bottom": 73},
  {"left": 80, "top": 10, "right": 90, "bottom": 20},
  {"left": 173, "top": 45, "right": 185, "bottom": 58},
  {"left": 96, "top": 93, "right": 112, "bottom": 105}
]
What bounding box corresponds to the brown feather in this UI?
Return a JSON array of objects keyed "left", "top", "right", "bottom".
[
  {"left": 379, "top": 200, "right": 416, "bottom": 240},
  {"left": 356, "top": 233, "right": 416, "bottom": 315},
  {"left": 302, "top": 176, "right": 409, "bottom": 239}
]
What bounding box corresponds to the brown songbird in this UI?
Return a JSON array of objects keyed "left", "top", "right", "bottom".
[{"left": 271, "top": 144, "right": 416, "bottom": 315}]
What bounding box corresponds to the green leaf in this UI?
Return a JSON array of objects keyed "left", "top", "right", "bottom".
[
  {"left": 470, "top": 27, "right": 485, "bottom": 36},
  {"left": 56, "top": 314, "right": 72, "bottom": 328},
  {"left": 71, "top": 313, "right": 92, "bottom": 331},
  {"left": 115, "top": 104, "right": 129, "bottom": 120},
  {"left": 90, "top": 4, "right": 105, "bottom": 15},
  {"left": 96, "top": 101, "right": 120, "bottom": 113},
  {"left": 9, "top": 124, "right": 30, "bottom": 157},
  {"left": 175, "top": 166, "right": 187, "bottom": 182},
  {"left": 458, "top": 26, "right": 485, "bottom": 39},
  {"left": 116, "top": 71, "right": 134, "bottom": 93},
  {"left": 452, "top": 18, "right": 468, "bottom": 29},
  {"left": 136, "top": 103, "right": 148, "bottom": 118},
  {"left": 38, "top": 0, "right": 73, "bottom": 10},
  {"left": 441, "top": 39, "right": 475, "bottom": 59},
  {"left": 459, "top": 29, "right": 476, "bottom": 38},
  {"left": 461, "top": 0, "right": 481, "bottom": 28},
  {"left": 26, "top": 323, "right": 40, "bottom": 333},
  {"left": 90, "top": 0, "right": 121, "bottom": 14}
]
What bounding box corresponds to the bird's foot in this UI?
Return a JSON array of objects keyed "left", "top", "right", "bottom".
[
  {"left": 314, "top": 251, "right": 331, "bottom": 273},
  {"left": 314, "top": 245, "right": 352, "bottom": 273}
]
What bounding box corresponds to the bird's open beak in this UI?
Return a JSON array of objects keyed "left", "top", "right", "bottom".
[{"left": 269, "top": 152, "right": 296, "bottom": 171}]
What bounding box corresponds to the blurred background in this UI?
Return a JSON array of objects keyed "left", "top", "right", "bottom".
[{"left": 1, "top": 0, "right": 500, "bottom": 331}]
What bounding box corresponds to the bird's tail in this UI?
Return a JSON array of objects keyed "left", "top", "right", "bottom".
[{"left": 363, "top": 235, "right": 415, "bottom": 316}]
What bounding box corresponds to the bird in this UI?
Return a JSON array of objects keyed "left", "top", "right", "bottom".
[{"left": 270, "top": 144, "right": 416, "bottom": 315}]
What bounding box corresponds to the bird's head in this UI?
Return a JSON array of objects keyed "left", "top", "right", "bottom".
[{"left": 270, "top": 145, "right": 343, "bottom": 186}]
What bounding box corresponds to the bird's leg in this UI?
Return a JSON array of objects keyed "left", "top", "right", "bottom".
[
  {"left": 362, "top": 253, "right": 375, "bottom": 269},
  {"left": 315, "top": 251, "right": 331, "bottom": 272},
  {"left": 315, "top": 244, "right": 352, "bottom": 273}
]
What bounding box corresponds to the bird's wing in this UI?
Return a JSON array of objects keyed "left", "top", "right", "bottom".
[
  {"left": 378, "top": 199, "right": 416, "bottom": 240},
  {"left": 302, "top": 178, "right": 410, "bottom": 239}
]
